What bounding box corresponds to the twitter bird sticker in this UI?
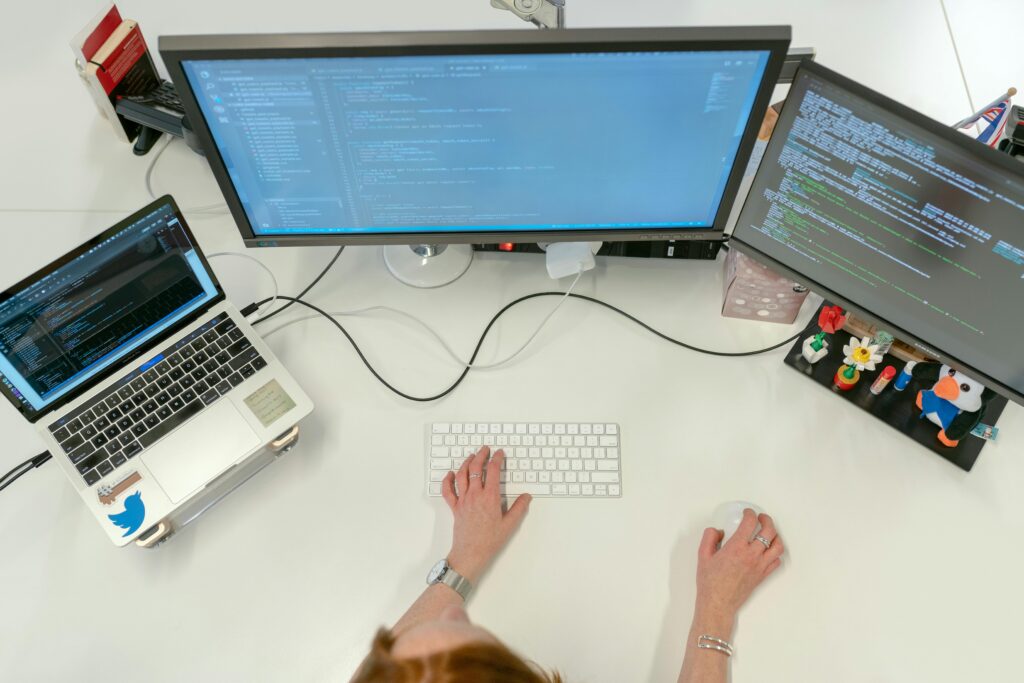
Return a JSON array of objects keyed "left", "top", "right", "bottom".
[{"left": 108, "top": 491, "right": 146, "bottom": 537}]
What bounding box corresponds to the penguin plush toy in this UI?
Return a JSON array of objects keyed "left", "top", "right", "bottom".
[{"left": 912, "top": 362, "right": 995, "bottom": 447}]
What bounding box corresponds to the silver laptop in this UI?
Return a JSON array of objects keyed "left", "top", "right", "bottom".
[{"left": 0, "top": 196, "right": 313, "bottom": 546}]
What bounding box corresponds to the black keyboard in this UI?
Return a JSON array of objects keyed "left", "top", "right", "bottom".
[{"left": 48, "top": 313, "right": 268, "bottom": 487}]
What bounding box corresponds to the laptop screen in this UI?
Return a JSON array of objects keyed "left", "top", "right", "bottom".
[{"left": 0, "top": 199, "right": 220, "bottom": 420}]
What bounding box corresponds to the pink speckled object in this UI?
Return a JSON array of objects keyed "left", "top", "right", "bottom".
[{"left": 721, "top": 248, "right": 809, "bottom": 324}]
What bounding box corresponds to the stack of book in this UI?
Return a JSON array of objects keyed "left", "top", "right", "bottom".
[{"left": 71, "top": 3, "right": 160, "bottom": 143}]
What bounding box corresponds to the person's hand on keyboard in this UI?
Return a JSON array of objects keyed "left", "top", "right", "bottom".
[{"left": 441, "top": 446, "right": 533, "bottom": 584}]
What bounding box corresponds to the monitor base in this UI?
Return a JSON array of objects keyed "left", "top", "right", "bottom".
[{"left": 383, "top": 244, "right": 473, "bottom": 288}]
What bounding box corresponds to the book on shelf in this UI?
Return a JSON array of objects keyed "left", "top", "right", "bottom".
[{"left": 71, "top": 4, "right": 160, "bottom": 142}]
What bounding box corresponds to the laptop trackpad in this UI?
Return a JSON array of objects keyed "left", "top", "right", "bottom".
[{"left": 142, "top": 400, "right": 261, "bottom": 504}]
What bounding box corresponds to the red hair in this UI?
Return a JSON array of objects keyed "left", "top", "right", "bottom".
[{"left": 352, "top": 628, "right": 564, "bottom": 683}]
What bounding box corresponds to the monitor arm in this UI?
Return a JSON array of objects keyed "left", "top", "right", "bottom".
[{"left": 490, "top": 0, "right": 565, "bottom": 29}]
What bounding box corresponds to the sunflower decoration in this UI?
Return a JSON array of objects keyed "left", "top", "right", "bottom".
[{"left": 842, "top": 336, "right": 883, "bottom": 371}]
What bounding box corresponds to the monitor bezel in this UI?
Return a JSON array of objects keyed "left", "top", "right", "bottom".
[
  {"left": 729, "top": 60, "right": 1024, "bottom": 406},
  {"left": 0, "top": 196, "right": 226, "bottom": 423},
  {"left": 159, "top": 26, "right": 791, "bottom": 247}
]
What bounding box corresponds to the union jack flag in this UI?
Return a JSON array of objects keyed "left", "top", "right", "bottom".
[{"left": 975, "top": 99, "right": 1011, "bottom": 147}]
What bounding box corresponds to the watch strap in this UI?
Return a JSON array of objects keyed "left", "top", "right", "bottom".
[{"left": 439, "top": 565, "right": 472, "bottom": 600}]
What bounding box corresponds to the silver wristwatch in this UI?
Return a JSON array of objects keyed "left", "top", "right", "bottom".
[{"left": 426, "top": 559, "right": 472, "bottom": 601}]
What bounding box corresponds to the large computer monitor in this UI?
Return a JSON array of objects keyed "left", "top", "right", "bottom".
[
  {"left": 160, "top": 27, "right": 790, "bottom": 284},
  {"left": 731, "top": 61, "right": 1024, "bottom": 405}
]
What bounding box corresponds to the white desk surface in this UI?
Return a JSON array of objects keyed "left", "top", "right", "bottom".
[{"left": 2, "top": 2, "right": 1023, "bottom": 681}]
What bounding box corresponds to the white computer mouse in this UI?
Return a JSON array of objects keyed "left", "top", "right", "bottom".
[{"left": 711, "top": 501, "right": 764, "bottom": 546}]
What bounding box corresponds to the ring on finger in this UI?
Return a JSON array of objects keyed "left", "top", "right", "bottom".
[
  {"left": 753, "top": 535, "right": 772, "bottom": 550},
  {"left": 469, "top": 473, "right": 482, "bottom": 480}
]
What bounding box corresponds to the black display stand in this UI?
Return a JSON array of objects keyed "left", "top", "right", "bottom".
[{"left": 782, "top": 306, "right": 1007, "bottom": 472}]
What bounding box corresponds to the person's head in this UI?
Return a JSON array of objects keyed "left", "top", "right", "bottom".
[{"left": 352, "top": 605, "right": 562, "bottom": 683}]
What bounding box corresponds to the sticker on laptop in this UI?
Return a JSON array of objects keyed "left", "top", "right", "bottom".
[
  {"left": 98, "top": 471, "right": 142, "bottom": 506},
  {"left": 107, "top": 491, "right": 146, "bottom": 537},
  {"left": 244, "top": 379, "right": 296, "bottom": 427}
]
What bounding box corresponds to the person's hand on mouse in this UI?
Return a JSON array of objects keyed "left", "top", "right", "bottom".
[
  {"left": 693, "top": 508, "right": 784, "bottom": 636},
  {"left": 440, "top": 446, "right": 532, "bottom": 584}
]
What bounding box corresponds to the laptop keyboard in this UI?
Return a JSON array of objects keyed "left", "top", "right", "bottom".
[{"left": 47, "top": 313, "right": 268, "bottom": 487}]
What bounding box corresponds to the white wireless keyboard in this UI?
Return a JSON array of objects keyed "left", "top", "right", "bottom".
[{"left": 426, "top": 422, "right": 621, "bottom": 498}]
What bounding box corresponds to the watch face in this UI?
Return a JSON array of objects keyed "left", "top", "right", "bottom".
[{"left": 426, "top": 559, "right": 448, "bottom": 584}]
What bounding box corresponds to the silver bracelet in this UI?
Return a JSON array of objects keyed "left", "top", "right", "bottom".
[{"left": 697, "top": 634, "right": 734, "bottom": 657}]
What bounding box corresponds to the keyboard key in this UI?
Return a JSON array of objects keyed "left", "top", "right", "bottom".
[
  {"left": 144, "top": 415, "right": 160, "bottom": 428},
  {"left": 203, "top": 329, "right": 220, "bottom": 344},
  {"left": 118, "top": 387, "right": 134, "bottom": 401},
  {"left": 201, "top": 389, "right": 220, "bottom": 405},
  {"left": 217, "top": 367, "right": 232, "bottom": 381},
  {"left": 118, "top": 432, "right": 135, "bottom": 447},
  {"left": 138, "top": 400, "right": 204, "bottom": 449},
  {"left": 203, "top": 359, "right": 219, "bottom": 373},
  {"left": 51, "top": 425, "right": 70, "bottom": 442},
  {"left": 130, "top": 377, "right": 147, "bottom": 392},
  {"left": 96, "top": 460, "right": 114, "bottom": 477},
  {"left": 180, "top": 346, "right": 195, "bottom": 360},
  {"left": 132, "top": 423, "right": 148, "bottom": 438},
  {"left": 194, "top": 381, "right": 209, "bottom": 395},
  {"left": 168, "top": 383, "right": 183, "bottom": 397},
  {"left": 193, "top": 351, "right": 208, "bottom": 364},
  {"left": 169, "top": 368, "right": 184, "bottom": 381},
  {"left": 117, "top": 417, "right": 133, "bottom": 431},
  {"left": 131, "top": 394, "right": 147, "bottom": 407},
  {"left": 155, "top": 361, "right": 171, "bottom": 375},
  {"left": 155, "top": 392, "right": 171, "bottom": 406},
  {"left": 226, "top": 337, "right": 251, "bottom": 358},
  {"left": 251, "top": 356, "right": 267, "bottom": 371},
  {"left": 123, "top": 442, "right": 142, "bottom": 459},
  {"left": 239, "top": 364, "right": 256, "bottom": 379},
  {"left": 142, "top": 400, "right": 158, "bottom": 414},
  {"left": 192, "top": 337, "right": 208, "bottom": 351},
  {"left": 157, "top": 406, "right": 172, "bottom": 420},
  {"left": 67, "top": 444, "right": 93, "bottom": 465},
  {"left": 215, "top": 351, "right": 231, "bottom": 365},
  {"left": 80, "top": 410, "right": 97, "bottom": 425},
  {"left": 591, "top": 472, "right": 620, "bottom": 482},
  {"left": 143, "top": 369, "right": 159, "bottom": 383},
  {"left": 130, "top": 409, "right": 145, "bottom": 422},
  {"left": 168, "top": 354, "right": 183, "bottom": 367},
  {"left": 157, "top": 376, "right": 172, "bottom": 389},
  {"left": 215, "top": 319, "right": 237, "bottom": 335},
  {"left": 227, "top": 372, "right": 244, "bottom": 387},
  {"left": 228, "top": 328, "right": 244, "bottom": 341},
  {"left": 83, "top": 470, "right": 101, "bottom": 486},
  {"left": 82, "top": 425, "right": 97, "bottom": 440},
  {"left": 215, "top": 381, "right": 231, "bottom": 396},
  {"left": 60, "top": 433, "right": 85, "bottom": 453},
  {"left": 501, "top": 483, "right": 552, "bottom": 496},
  {"left": 230, "top": 347, "right": 260, "bottom": 371},
  {"left": 192, "top": 367, "right": 208, "bottom": 381},
  {"left": 110, "top": 452, "right": 127, "bottom": 468},
  {"left": 144, "top": 384, "right": 160, "bottom": 398},
  {"left": 92, "top": 434, "right": 109, "bottom": 449},
  {"left": 67, "top": 419, "right": 83, "bottom": 434},
  {"left": 180, "top": 374, "right": 196, "bottom": 389},
  {"left": 94, "top": 416, "right": 110, "bottom": 431},
  {"left": 106, "top": 408, "right": 123, "bottom": 422}
]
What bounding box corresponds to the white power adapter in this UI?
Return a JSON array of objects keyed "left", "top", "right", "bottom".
[{"left": 544, "top": 241, "right": 601, "bottom": 279}]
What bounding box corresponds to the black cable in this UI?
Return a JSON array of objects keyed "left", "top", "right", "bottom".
[
  {"left": 257, "top": 246, "right": 345, "bottom": 323},
  {"left": 252, "top": 292, "right": 801, "bottom": 402},
  {"left": 0, "top": 451, "right": 52, "bottom": 494}
]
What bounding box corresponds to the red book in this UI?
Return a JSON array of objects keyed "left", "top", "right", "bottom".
[{"left": 83, "top": 20, "right": 160, "bottom": 140}]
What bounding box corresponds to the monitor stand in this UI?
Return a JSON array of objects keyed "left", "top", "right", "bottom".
[{"left": 383, "top": 244, "right": 473, "bottom": 288}]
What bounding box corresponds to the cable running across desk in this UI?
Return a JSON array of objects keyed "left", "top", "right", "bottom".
[{"left": 250, "top": 292, "right": 801, "bottom": 402}]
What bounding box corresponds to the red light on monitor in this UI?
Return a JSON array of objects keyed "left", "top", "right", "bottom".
[{"left": 498, "top": 243, "right": 515, "bottom": 252}]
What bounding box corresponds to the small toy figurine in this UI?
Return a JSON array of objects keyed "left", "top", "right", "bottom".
[
  {"left": 842, "top": 336, "right": 883, "bottom": 372},
  {"left": 801, "top": 305, "right": 847, "bottom": 364},
  {"left": 912, "top": 362, "right": 996, "bottom": 447},
  {"left": 833, "top": 364, "right": 860, "bottom": 391}
]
